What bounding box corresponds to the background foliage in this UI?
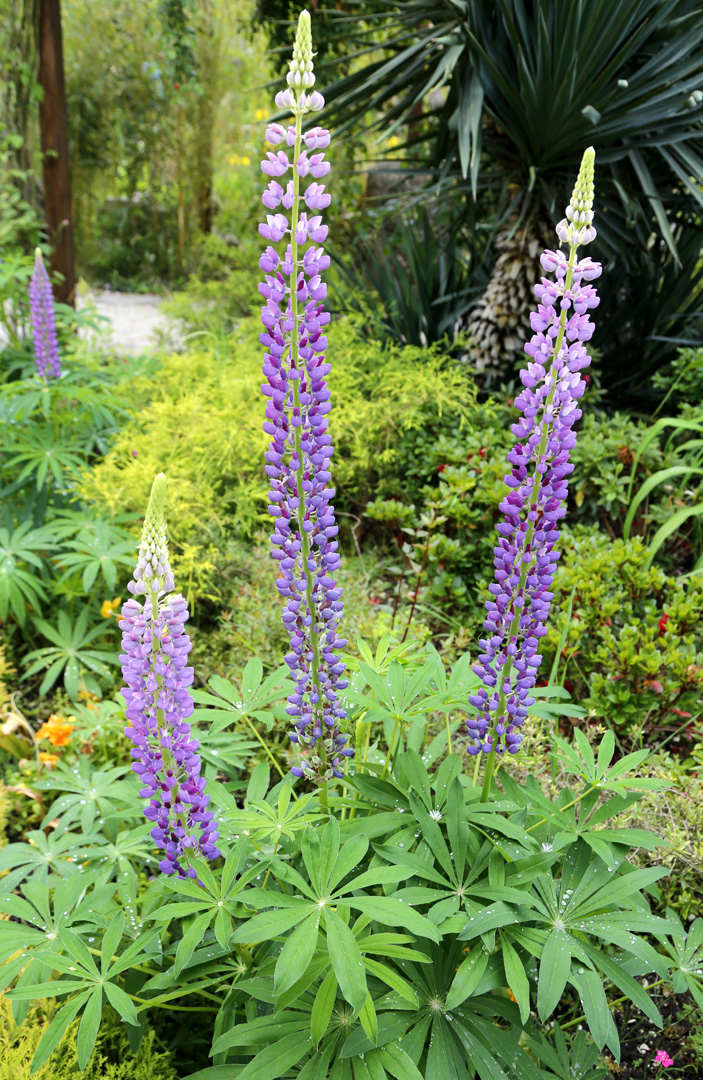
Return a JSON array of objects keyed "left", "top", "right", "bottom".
[{"left": 0, "top": 1, "right": 703, "bottom": 1077}]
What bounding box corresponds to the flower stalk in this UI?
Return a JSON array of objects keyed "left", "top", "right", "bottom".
[
  {"left": 469, "top": 149, "right": 602, "bottom": 797},
  {"left": 120, "top": 474, "right": 220, "bottom": 877},
  {"left": 259, "top": 10, "right": 352, "bottom": 788},
  {"left": 28, "top": 248, "right": 61, "bottom": 379}
]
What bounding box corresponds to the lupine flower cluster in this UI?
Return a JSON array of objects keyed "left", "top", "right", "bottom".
[
  {"left": 119, "top": 474, "right": 220, "bottom": 878},
  {"left": 259, "top": 10, "right": 352, "bottom": 783},
  {"left": 29, "top": 248, "right": 61, "bottom": 379},
  {"left": 468, "top": 148, "right": 602, "bottom": 758}
]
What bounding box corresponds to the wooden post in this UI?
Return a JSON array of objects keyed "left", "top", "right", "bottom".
[{"left": 38, "top": 0, "right": 75, "bottom": 306}]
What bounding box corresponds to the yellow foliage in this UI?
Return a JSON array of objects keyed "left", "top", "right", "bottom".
[
  {"left": 0, "top": 645, "right": 13, "bottom": 710},
  {"left": 82, "top": 317, "right": 478, "bottom": 602},
  {"left": 0, "top": 784, "right": 8, "bottom": 849}
]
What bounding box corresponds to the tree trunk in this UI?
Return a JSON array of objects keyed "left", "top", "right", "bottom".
[
  {"left": 38, "top": 0, "right": 75, "bottom": 306},
  {"left": 194, "top": 0, "right": 215, "bottom": 236}
]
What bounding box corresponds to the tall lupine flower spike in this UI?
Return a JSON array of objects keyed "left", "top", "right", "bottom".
[
  {"left": 259, "top": 10, "right": 351, "bottom": 787},
  {"left": 119, "top": 474, "right": 220, "bottom": 877},
  {"left": 28, "top": 248, "right": 61, "bottom": 379},
  {"left": 468, "top": 149, "right": 602, "bottom": 798}
]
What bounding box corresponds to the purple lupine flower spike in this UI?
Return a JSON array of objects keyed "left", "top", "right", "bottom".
[
  {"left": 28, "top": 248, "right": 61, "bottom": 379},
  {"left": 259, "top": 11, "right": 352, "bottom": 785},
  {"left": 120, "top": 474, "right": 220, "bottom": 877},
  {"left": 468, "top": 149, "right": 601, "bottom": 775}
]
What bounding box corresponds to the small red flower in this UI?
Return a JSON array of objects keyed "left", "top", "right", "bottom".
[
  {"left": 438, "top": 464, "right": 447, "bottom": 473},
  {"left": 658, "top": 612, "right": 669, "bottom": 635}
]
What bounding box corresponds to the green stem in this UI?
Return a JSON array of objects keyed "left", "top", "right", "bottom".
[
  {"left": 130, "top": 993, "right": 219, "bottom": 1013},
  {"left": 261, "top": 839, "right": 279, "bottom": 890},
  {"left": 445, "top": 713, "right": 453, "bottom": 757},
  {"left": 381, "top": 716, "right": 401, "bottom": 781},
  {"left": 243, "top": 716, "right": 293, "bottom": 794},
  {"left": 401, "top": 511, "right": 434, "bottom": 643},
  {"left": 149, "top": 584, "right": 198, "bottom": 877},
  {"left": 289, "top": 98, "right": 327, "bottom": 780},
  {"left": 480, "top": 747, "right": 496, "bottom": 802},
  {"left": 525, "top": 783, "right": 599, "bottom": 833},
  {"left": 560, "top": 979, "right": 667, "bottom": 1031}
]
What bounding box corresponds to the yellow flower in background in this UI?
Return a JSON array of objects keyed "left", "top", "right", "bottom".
[
  {"left": 229, "top": 153, "right": 251, "bottom": 167},
  {"left": 78, "top": 689, "right": 100, "bottom": 709},
  {"left": 387, "top": 135, "right": 401, "bottom": 150},
  {"left": 100, "top": 596, "right": 122, "bottom": 618},
  {"left": 38, "top": 752, "right": 60, "bottom": 767},
  {"left": 35, "top": 715, "right": 75, "bottom": 747},
  {"left": 255, "top": 108, "right": 267, "bottom": 121}
]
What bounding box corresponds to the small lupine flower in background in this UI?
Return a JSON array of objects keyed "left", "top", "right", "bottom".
[
  {"left": 119, "top": 474, "right": 220, "bottom": 878},
  {"left": 28, "top": 247, "right": 61, "bottom": 379},
  {"left": 258, "top": 10, "right": 352, "bottom": 786},
  {"left": 654, "top": 1050, "right": 674, "bottom": 1069},
  {"left": 468, "top": 148, "right": 601, "bottom": 778}
]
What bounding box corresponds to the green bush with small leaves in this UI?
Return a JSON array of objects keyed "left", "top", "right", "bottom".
[{"left": 545, "top": 529, "right": 703, "bottom": 737}]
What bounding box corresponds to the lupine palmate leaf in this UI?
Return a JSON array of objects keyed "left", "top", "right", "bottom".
[
  {"left": 31, "top": 991, "right": 92, "bottom": 1073},
  {"left": 326, "top": 908, "right": 367, "bottom": 1013}
]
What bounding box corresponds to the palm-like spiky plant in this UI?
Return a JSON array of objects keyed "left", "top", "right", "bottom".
[{"left": 316, "top": 0, "right": 703, "bottom": 386}]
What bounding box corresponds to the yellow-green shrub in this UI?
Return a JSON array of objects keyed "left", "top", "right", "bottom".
[
  {"left": 82, "top": 316, "right": 478, "bottom": 601},
  {"left": 0, "top": 1000, "right": 177, "bottom": 1080}
]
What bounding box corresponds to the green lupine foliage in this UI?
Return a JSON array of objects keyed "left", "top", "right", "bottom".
[{"left": 0, "top": 649, "right": 700, "bottom": 1076}]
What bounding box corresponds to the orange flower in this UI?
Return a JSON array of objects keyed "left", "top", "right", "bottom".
[
  {"left": 35, "top": 714, "right": 75, "bottom": 747},
  {"left": 101, "top": 597, "right": 122, "bottom": 618},
  {"left": 39, "top": 751, "right": 60, "bottom": 766}
]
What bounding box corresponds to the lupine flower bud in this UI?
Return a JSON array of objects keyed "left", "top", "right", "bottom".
[
  {"left": 468, "top": 149, "right": 601, "bottom": 759},
  {"left": 286, "top": 9, "right": 315, "bottom": 88},
  {"left": 28, "top": 248, "right": 61, "bottom": 379},
  {"left": 259, "top": 12, "right": 351, "bottom": 784},
  {"left": 120, "top": 474, "right": 220, "bottom": 878},
  {"left": 556, "top": 146, "right": 596, "bottom": 245}
]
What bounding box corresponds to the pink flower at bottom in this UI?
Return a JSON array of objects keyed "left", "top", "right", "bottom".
[{"left": 655, "top": 1050, "right": 673, "bottom": 1068}]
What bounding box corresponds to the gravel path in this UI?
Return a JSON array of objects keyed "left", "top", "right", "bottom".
[{"left": 78, "top": 287, "right": 178, "bottom": 355}]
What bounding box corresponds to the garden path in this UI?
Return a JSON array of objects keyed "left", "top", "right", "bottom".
[{"left": 77, "top": 286, "right": 179, "bottom": 354}]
